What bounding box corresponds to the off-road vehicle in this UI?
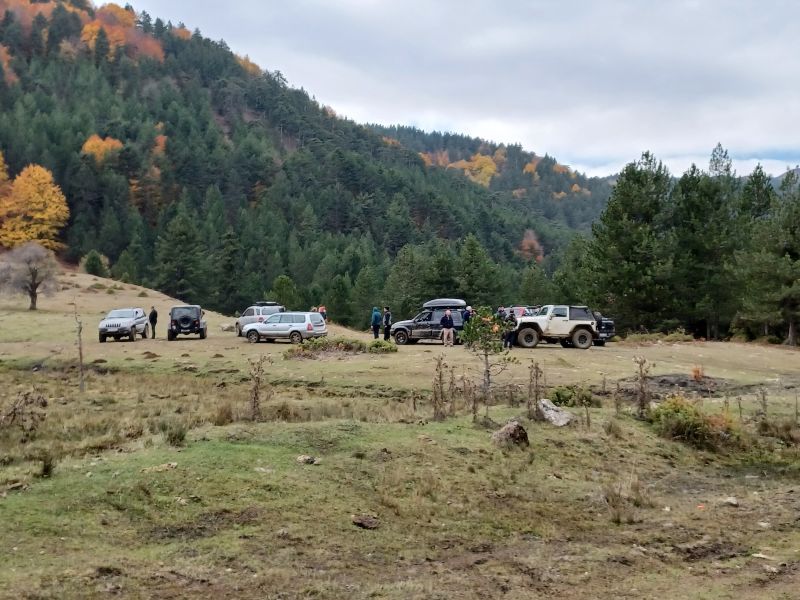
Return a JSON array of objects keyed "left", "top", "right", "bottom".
[
  {"left": 390, "top": 298, "right": 466, "bottom": 345},
  {"left": 514, "top": 305, "right": 598, "bottom": 349},
  {"left": 235, "top": 301, "right": 286, "bottom": 336},
  {"left": 167, "top": 305, "right": 207, "bottom": 341},
  {"left": 98, "top": 307, "right": 149, "bottom": 342},
  {"left": 242, "top": 312, "right": 327, "bottom": 344}
]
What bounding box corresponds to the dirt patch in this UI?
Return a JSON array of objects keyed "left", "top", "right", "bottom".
[
  {"left": 149, "top": 507, "right": 263, "bottom": 541},
  {"left": 672, "top": 537, "right": 748, "bottom": 561},
  {"left": 611, "top": 373, "right": 733, "bottom": 400}
]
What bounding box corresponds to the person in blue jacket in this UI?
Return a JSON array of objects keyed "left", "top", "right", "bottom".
[{"left": 371, "top": 307, "right": 382, "bottom": 339}]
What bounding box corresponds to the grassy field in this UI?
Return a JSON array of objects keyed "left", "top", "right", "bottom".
[{"left": 2, "top": 272, "right": 800, "bottom": 599}]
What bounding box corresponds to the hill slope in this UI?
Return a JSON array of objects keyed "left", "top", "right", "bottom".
[{"left": 0, "top": 0, "right": 599, "bottom": 323}]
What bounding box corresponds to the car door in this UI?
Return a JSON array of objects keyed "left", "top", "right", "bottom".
[
  {"left": 241, "top": 307, "right": 256, "bottom": 328},
  {"left": 261, "top": 314, "right": 281, "bottom": 338},
  {"left": 430, "top": 309, "right": 446, "bottom": 340},
  {"left": 135, "top": 309, "right": 147, "bottom": 333},
  {"left": 277, "top": 314, "right": 295, "bottom": 338},
  {"left": 410, "top": 311, "right": 433, "bottom": 340},
  {"left": 545, "top": 306, "right": 571, "bottom": 336}
]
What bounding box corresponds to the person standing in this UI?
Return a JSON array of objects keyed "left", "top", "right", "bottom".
[
  {"left": 318, "top": 304, "right": 328, "bottom": 322},
  {"left": 371, "top": 307, "right": 382, "bottom": 339},
  {"left": 383, "top": 306, "right": 392, "bottom": 341},
  {"left": 148, "top": 306, "right": 158, "bottom": 339},
  {"left": 503, "top": 310, "right": 517, "bottom": 350},
  {"left": 462, "top": 305, "right": 473, "bottom": 325},
  {"left": 440, "top": 309, "right": 455, "bottom": 347}
]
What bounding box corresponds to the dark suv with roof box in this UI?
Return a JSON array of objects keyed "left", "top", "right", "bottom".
[{"left": 390, "top": 298, "right": 467, "bottom": 345}]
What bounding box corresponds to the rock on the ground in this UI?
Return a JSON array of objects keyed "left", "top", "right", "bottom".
[
  {"left": 491, "top": 420, "right": 530, "bottom": 447},
  {"left": 296, "top": 455, "right": 320, "bottom": 465},
  {"left": 537, "top": 399, "right": 574, "bottom": 427},
  {"left": 352, "top": 513, "right": 380, "bottom": 529},
  {"left": 220, "top": 324, "right": 235, "bottom": 332},
  {"left": 723, "top": 496, "right": 739, "bottom": 507}
]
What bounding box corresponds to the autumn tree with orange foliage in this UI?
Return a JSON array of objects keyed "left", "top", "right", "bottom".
[
  {"left": 81, "top": 134, "right": 123, "bottom": 163},
  {"left": 0, "top": 161, "right": 69, "bottom": 250},
  {"left": 448, "top": 153, "right": 497, "bottom": 187}
]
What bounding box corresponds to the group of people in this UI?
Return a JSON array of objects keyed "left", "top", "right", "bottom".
[
  {"left": 438, "top": 305, "right": 518, "bottom": 349},
  {"left": 310, "top": 305, "right": 328, "bottom": 322},
  {"left": 370, "top": 306, "right": 392, "bottom": 340}
]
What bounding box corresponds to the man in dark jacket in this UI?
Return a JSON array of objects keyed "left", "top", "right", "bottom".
[
  {"left": 462, "top": 305, "right": 473, "bottom": 325},
  {"left": 503, "top": 311, "right": 517, "bottom": 349},
  {"left": 383, "top": 307, "right": 392, "bottom": 341},
  {"left": 371, "top": 307, "right": 382, "bottom": 339},
  {"left": 148, "top": 306, "right": 158, "bottom": 339},
  {"left": 440, "top": 309, "right": 455, "bottom": 347}
]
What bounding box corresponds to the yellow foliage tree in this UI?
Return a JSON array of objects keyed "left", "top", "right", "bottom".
[
  {"left": 448, "top": 153, "right": 497, "bottom": 187},
  {"left": 0, "top": 164, "right": 69, "bottom": 250},
  {"left": 82, "top": 134, "right": 123, "bottom": 163}
]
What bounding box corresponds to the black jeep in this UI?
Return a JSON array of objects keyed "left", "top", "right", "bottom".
[
  {"left": 167, "top": 305, "right": 208, "bottom": 341},
  {"left": 390, "top": 298, "right": 466, "bottom": 345}
]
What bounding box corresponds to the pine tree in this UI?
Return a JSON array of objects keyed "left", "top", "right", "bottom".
[
  {"left": 457, "top": 234, "right": 499, "bottom": 307},
  {"left": 269, "top": 275, "right": 301, "bottom": 310},
  {"left": 326, "top": 273, "right": 353, "bottom": 325},
  {"left": 152, "top": 208, "right": 207, "bottom": 302},
  {"left": 351, "top": 265, "right": 381, "bottom": 327}
]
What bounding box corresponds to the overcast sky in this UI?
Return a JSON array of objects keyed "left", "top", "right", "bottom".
[{"left": 133, "top": 0, "right": 799, "bottom": 177}]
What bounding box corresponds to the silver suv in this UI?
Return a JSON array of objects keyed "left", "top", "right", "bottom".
[
  {"left": 98, "top": 307, "right": 149, "bottom": 342},
  {"left": 236, "top": 302, "right": 285, "bottom": 336},
  {"left": 243, "top": 312, "right": 327, "bottom": 344}
]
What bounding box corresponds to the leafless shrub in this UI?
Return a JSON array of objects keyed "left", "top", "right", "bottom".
[
  {"left": 0, "top": 242, "right": 59, "bottom": 310},
  {"left": 431, "top": 355, "right": 447, "bottom": 422},
  {"left": 248, "top": 355, "right": 273, "bottom": 421},
  {"left": 0, "top": 389, "right": 48, "bottom": 441},
  {"left": 527, "top": 361, "right": 544, "bottom": 421},
  {"left": 633, "top": 356, "right": 652, "bottom": 419}
]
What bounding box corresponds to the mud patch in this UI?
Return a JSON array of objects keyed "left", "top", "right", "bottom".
[
  {"left": 149, "top": 507, "right": 263, "bottom": 541},
  {"left": 673, "top": 537, "right": 747, "bottom": 561}
]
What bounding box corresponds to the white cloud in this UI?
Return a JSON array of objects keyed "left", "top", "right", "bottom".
[{"left": 133, "top": 0, "right": 800, "bottom": 176}]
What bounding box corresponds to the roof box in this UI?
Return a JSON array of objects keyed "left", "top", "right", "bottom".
[{"left": 422, "top": 298, "right": 467, "bottom": 309}]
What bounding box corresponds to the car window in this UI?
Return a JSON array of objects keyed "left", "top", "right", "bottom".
[
  {"left": 415, "top": 311, "right": 432, "bottom": 322},
  {"left": 292, "top": 315, "right": 305, "bottom": 324},
  {"left": 171, "top": 307, "right": 198, "bottom": 319},
  {"left": 570, "top": 307, "right": 592, "bottom": 320},
  {"left": 552, "top": 307, "right": 568, "bottom": 318},
  {"left": 280, "top": 314, "right": 295, "bottom": 324},
  {"left": 538, "top": 306, "right": 550, "bottom": 316},
  {"left": 243, "top": 308, "right": 255, "bottom": 317},
  {"left": 310, "top": 314, "right": 324, "bottom": 325},
  {"left": 266, "top": 314, "right": 281, "bottom": 324}
]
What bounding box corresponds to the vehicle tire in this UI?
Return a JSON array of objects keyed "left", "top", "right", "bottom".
[
  {"left": 129, "top": 328, "right": 136, "bottom": 342},
  {"left": 247, "top": 330, "right": 260, "bottom": 344},
  {"left": 394, "top": 330, "right": 409, "bottom": 345},
  {"left": 594, "top": 340, "right": 606, "bottom": 347},
  {"left": 289, "top": 331, "right": 303, "bottom": 344},
  {"left": 142, "top": 325, "right": 149, "bottom": 339},
  {"left": 235, "top": 323, "right": 242, "bottom": 337},
  {"left": 517, "top": 327, "right": 539, "bottom": 349},
  {"left": 572, "top": 328, "right": 593, "bottom": 350},
  {"left": 167, "top": 330, "right": 175, "bottom": 341},
  {"left": 560, "top": 339, "right": 573, "bottom": 348},
  {"left": 99, "top": 334, "right": 106, "bottom": 343},
  {"left": 200, "top": 328, "right": 207, "bottom": 340}
]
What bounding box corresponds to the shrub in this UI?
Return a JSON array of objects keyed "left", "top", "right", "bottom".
[
  {"left": 758, "top": 419, "right": 800, "bottom": 445},
  {"left": 368, "top": 339, "right": 398, "bottom": 354},
  {"left": 137, "top": 290, "right": 148, "bottom": 297},
  {"left": 158, "top": 418, "right": 188, "bottom": 446},
  {"left": 81, "top": 250, "right": 110, "bottom": 277},
  {"left": 548, "top": 385, "right": 600, "bottom": 407},
  {"left": 212, "top": 403, "right": 234, "bottom": 426},
  {"left": 650, "top": 396, "right": 743, "bottom": 451},
  {"left": 625, "top": 329, "right": 694, "bottom": 344},
  {"left": 284, "top": 337, "right": 368, "bottom": 359}
]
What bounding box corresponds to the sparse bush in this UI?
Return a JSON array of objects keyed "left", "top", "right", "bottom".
[
  {"left": 212, "top": 402, "right": 234, "bottom": 426},
  {"left": 367, "top": 339, "right": 397, "bottom": 353},
  {"left": 602, "top": 479, "right": 635, "bottom": 525},
  {"left": 80, "top": 250, "right": 110, "bottom": 277},
  {"left": 625, "top": 329, "right": 694, "bottom": 344},
  {"left": 650, "top": 396, "right": 744, "bottom": 451},
  {"left": 548, "top": 385, "right": 600, "bottom": 407},
  {"left": 758, "top": 419, "right": 800, "bottom": 445},
  {"left": 604, "top": 418, "right": 624, "bottom": 439},
  {"left": 0, "top": 389, "right": 48, "bottom": 442},
  {"left": 137, "top": 290, "right": 148, "bottom": 297},
  {"left": 158, "top": 418, "right": 188, "bottom": 446},
  {"left": 105, "top": 287, "right": 116, "bottom": 294},
  {"left": 284, "top": 337, "right": 368, "bottom": 359}
]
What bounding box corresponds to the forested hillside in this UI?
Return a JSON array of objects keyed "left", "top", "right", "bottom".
[{"left": 0, "top": 0, "right": 587, "bottom": 326}]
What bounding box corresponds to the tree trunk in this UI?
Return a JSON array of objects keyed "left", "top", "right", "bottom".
[
  {"left": 28, "top": 290, "right": 37, "bottom": 310},
  {"left": 788, "top": 318, "right": 797, "bottom": 347}
]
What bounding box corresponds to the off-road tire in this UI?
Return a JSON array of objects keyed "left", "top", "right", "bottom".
[
  {"left": 394, "top": 330, "right": 409, "bottom": 345},
  {"left": 199, "top": 328, "right": 207, "bottom": 340},
  {"left": 247, "top": 330, "right": 260, "bottom": 344},
  {"left": 142, "top": 325, "right": 149, "bottom": 339},
  {"left": 99, "top": 334, "right": 106, "bottom": 343},
  {"left": 517, "top": 327, "right": 540, "bottom": 348},
  {"left": 289, "top": 331, "right": 303, "bottom": 344},
  {"left": 129, "top": 328, "right": 136, "bottom": 342},
  {"left": 571, "top": 328, "right": 593, "bottom": 350},
  {"left": 594, "top": 340, "right": 606, "bottom": 347}
]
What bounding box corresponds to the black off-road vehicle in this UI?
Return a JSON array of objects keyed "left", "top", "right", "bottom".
[
  {"left": 390, "top": 298, "right": 466, "bottom": 345},
  {"left": 167, "top": 305, "right": 208, "bottom": 341}
]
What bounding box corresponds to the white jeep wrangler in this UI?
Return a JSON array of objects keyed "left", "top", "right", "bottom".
[{"left": 515, "top": 305, "right": 597, "bottom": 349}]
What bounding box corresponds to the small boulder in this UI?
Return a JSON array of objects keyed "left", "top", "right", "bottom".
[
  {"left": 352, "top": 513, "right": 380, "bottom": 530},
  {"left": 537, "top": 399, "right": 574, "bottom": 427},
  {"left": 220, "top": 324, "right": 235, "bottom": 332},
  {"left": 491, "top": 420, "right": 529, "bottom": 448},
  {"left": 296, "top": 455, "right": 319, "bottom": 465},
  {"left": 722, "top": 496, "right": 739, "bottom": 507}
]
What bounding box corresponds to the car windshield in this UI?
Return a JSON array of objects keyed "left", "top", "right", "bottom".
[
  {"left": 106, "top": 309, "right": 134, "bottom": 319},
  {"left": 171, "top": 307, "right": 198, "bottom": 319}
]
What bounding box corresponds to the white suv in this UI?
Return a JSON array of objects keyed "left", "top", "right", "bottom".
[
  {"left": 515, "top": 305, "right": 597, "bottom": 349},
  {"left": 236, "top": 302, "right": 285, "bottom": 336},
  {"left": 243, "top": 312, "right": 327, "bottom": 344},
  {"left": 98, "top": 307, "right": 150, "bottom": 342}
]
